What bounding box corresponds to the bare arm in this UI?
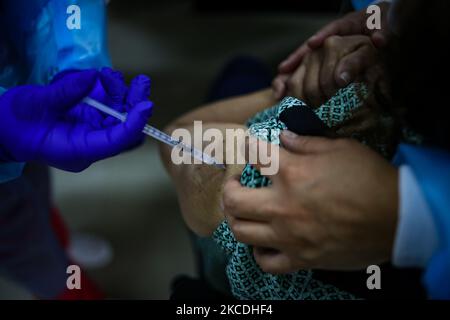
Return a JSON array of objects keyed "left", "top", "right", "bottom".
[
  {"left": 160, "top": 123, "right": 246, "bottom": 236},
  {"left": 170, "top": 89, "right": 276, "bottom": 127},
  {"left": 159, "top": 89, "right": 277, "bottom": 236}
]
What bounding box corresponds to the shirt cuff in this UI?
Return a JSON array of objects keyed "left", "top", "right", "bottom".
[{"left": 393, "top": 165, "right": 439, "bottom": 267}]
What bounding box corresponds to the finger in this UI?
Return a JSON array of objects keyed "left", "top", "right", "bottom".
[
  {"left": 126, "top": 75, "right": 151, "bottom": 111},
  {"left": 253, "top": 249, "right": 298, "bottom": 274},
  {"left": 335, "top": 45, "right": 378, "bottom": 87},
  {"left": 278, "top": 43, "right": 311, "bottom": 74},
  {"left": 86, "top": 101, "right": 153, "bottom": 161},
  {"left": 99, "top": 68, "right": 129, "bottom": 126},
  {"left": 319, "top": 41, "right": 340, "bottom": 99},
  {"left": 272, "top": 74, "right": 290, "bottom": 100},
  {"left": 303, "top": 51, "right": 327, "bottom": 107},
  {"left": 280, "top": 131, "right": 334, "bottom": 154},
  {"left": 227, "top": 218, "right": 279, "bottom": 248},
  {"left": 286, "top": 63, "right": 306, "bottom": 100},
  {"left": 307, "top": 14, "right": 364, "bottom": 49},
  {"left": 45, "top": 69, "right": 98, "bottom": 113},
  {"left": 99, "top": 67, "right": 127, "bottom": 110},
  {"left": 222, "top": 176, "right": 275, "bottom": 221}
]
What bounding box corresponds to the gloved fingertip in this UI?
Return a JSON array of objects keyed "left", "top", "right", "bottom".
[
  {"left": 127, "top": 75, "right": 152, "bottom": 107},
  {"left": 133, "top": 100, "right": 154, "bottom": 118},
  {"left": 134, "top": 74, "right": 151, "bottom": 85},
  {"left": 131, "top": 75, "right": 151, "bottom": 95}
]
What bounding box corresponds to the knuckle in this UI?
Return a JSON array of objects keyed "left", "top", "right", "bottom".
[
  {"left": 272, "top": 78, "right": 282, "bottom": 90},
  {"left": 324, "top": 35, "right": 341, "bottom": 48},
  {"left": 232, "top": 225, "right": 245, "bottom": 241},
  {"left": 261, "top": 201, "right": 282, "bottom": 218},
  {"left": 286, "top": 76, "right": 300, "bottom": 92},
  {"left": 222, "top": 192, "right": 237, "bottom": 212},
  {"left": 280, "top": 163, "right": 298, "bottom": 182},
  {"left": 227, "top": 215, "right": 236, "bottom": 229},
  {"left": 350, "top": 55, "right": 364, "bottom": 68}
]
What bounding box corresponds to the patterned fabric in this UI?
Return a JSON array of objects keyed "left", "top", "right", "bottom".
[
  {"left": 213, "top": 221, "right": 356, "bottom": 300},
  {"left": 213, "top": 83, "right": 376, "bottom": 300}
]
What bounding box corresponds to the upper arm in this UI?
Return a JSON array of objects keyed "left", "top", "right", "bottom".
[
  {"left": 171, "top": 89, "right": 276, "bottom": 127},
  {"left": 159, "top": 89, "right": 277, "bottom": 236},
  {"left": 160, "top": 123, "right": 246, "bottom": 236}
]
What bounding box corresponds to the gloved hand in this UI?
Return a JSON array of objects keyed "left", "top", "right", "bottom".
[{"left": 0, "top": 68, "right": 153, "bottom": 172}]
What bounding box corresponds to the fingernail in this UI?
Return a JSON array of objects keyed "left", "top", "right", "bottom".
[
  {"left": 309, "top": 35, "right": 319, "bottom": 42},
  {"left": 279, "top": 61, "right": 288, "bottom": 68},
  {"left": 281, "top": 130, "right": 298, "bottom": 139},
  {"left": 340, "top": 72, "right": 351, "bottom": 85}
]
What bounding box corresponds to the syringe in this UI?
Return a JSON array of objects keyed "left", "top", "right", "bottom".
[{"left": 83, "top": 97, "right": 226, "bottom": 170}]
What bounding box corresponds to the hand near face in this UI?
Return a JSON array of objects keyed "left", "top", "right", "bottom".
[
  {"left": 284, "top": 35, "right": 379, "bottom": 107},
  {"left": 273, "top": 2, "right": 390, "bottom": 100}
]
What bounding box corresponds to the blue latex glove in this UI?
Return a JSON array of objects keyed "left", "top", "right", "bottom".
[{"left": 0, "top": 68, "right": 153, "bottom": 172}]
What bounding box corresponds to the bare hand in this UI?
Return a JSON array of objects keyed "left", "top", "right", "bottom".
[
  {"left": 285, "top": 35, "right": 378, "bottom": 107},
  {"left": 222, "top": 131, "right": 398, "bottom": 273},
  {"left": 273, "top": 2, "right": 390, "bottom": 99}
]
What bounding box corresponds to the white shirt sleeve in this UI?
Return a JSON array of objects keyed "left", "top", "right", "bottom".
[{"left": 393, "top": 165, "right": 439, "bottom": 267}]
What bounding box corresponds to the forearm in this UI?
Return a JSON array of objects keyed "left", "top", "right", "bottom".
[{"left": 168, "top": 89, "right": 276, "bottom": 127}]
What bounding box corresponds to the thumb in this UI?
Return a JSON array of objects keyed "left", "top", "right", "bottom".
[
  {"left": 45, "top": 69, "right": 98, "bottom": 112},
  {"left": 110, "top": 100, "right": 154, "bottom": 151},
  {"left": 371, "top": 31, "right": 388, "bottom": 48},
  {"left": 84, "top": 101, "right": 153, "bottom": 162},
  {"left": 85, "top": 101, "right": 154, "bottom": 163},
  {"left": 280, "top": 130, "right": 333, "bottom": 154},
  {"left": 126, "top": 75, "right": 151, "bottom": 110}
]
